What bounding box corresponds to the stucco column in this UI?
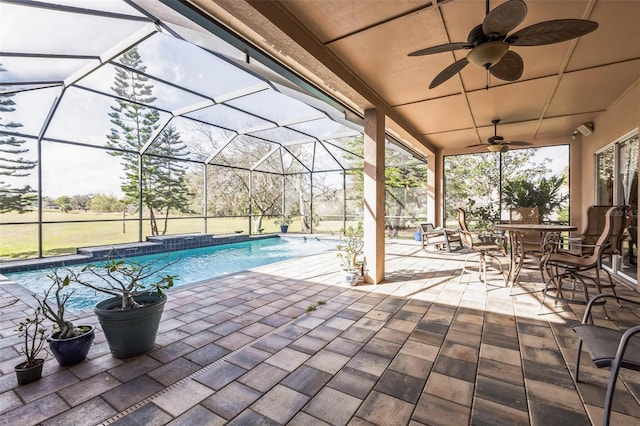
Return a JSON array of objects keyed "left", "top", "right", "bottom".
[
  {"left": 363, "top": 108, "right": 385, "bottom": 284},
  {"left": 426, "top": 152, "right": 437, "bottom": 225}
]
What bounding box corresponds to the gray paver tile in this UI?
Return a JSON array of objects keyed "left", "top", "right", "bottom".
[
  {"left": 201, "top": 381, "right": 262, "bottom": 419},
  {"left": 147, "top": 357, "right": 202, "bottom": 387},
  {"left": 328, "top": 366, "right": 378, "bottom": 399},
  {"left": 151, "top": 378, "right": 214, "bottom": 417},
  {"left": 101, "top": 375, "right": 165, "bottom": 412},
  {"left": 281, "top": 365, "right": 332, "bottom": 396},
  {"left": 304, "top": 349, "right": 350, "bottom": 374},
  {"left": 184, "top": 343, "right": 230, "bottom": 366},
  {"left": 2, "top": 393, "right": 69, "bottom": 425},
  {"left": 356, "top": 390, "right": 415, "bottom": 425},
  {"left": 375, "top": 369, "right": 425, "bottom": 404},
  {"left": 303, "top": 386, "right": 362, "bottom": 426},
  {"left": 57, "top": 373, "right": 121, "bottom": 407},
  {"left": 167, "top": 405, "right": 226, "bottom": 426},
  {"left": 41, "top": 397, "right": 117, "bottom": 426},
  {"left": 110, "top": 402, "right": 173, "bottom": 426},
  {"left": 251, "top": 384, "right": 309, "bottom": 423},
  {"left": 238, "top": 362, "right": 289, "bottom": 393},
  {"left": 264, "top": 347, "right": 310, "bottom": 372},
  {"left": 194, "top": 360, "right": 246, "bottom": 391},
  {"left": 227, "top": 408, "right": 280, "bottom": 426}
]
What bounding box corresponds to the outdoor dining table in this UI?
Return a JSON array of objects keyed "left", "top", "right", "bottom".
[{"left": 494, "top": 223, "right": 577, "bottom": 288}]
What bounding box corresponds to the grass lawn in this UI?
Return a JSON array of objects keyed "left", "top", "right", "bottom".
[{"left": 0, "top": 211, "right": 414, "bottom": 260}]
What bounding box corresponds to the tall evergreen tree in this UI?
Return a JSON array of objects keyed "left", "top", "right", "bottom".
[
  {"left": 0, "top": 64, "right": 37, "bottom": 213},
  {"left": 106, "top": 48, "right": 194, "bottom": 235}
]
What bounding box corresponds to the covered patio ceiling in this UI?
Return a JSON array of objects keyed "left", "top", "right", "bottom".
[{"left": 185, "top": 0, "right": 640, "bottom": 155}]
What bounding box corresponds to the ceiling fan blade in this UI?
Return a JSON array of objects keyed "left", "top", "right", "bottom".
[
  {"left": 507, "top": 19, "right": 599, "bottom": 46},
  {"left": 429, "top": 58, "right": 469, "bottom": 89},
  {"left": 408, "top": 42, "right": 472, "bottom": 56},
  {"left": 465, "top": 143, "right": 488, "bottom": 148},
  {"left": 482, "top": 0, "right": 528, "bottom": 37},
  {"left": 504, "top": 140, "right": 533, "bottom": 146},
  {"left": 489, "top": 50, "right": 523, "bottom": 81}
]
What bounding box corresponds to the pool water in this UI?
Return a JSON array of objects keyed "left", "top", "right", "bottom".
[{"left": 5, "top": 237, "right": 336, "bottom": 311}]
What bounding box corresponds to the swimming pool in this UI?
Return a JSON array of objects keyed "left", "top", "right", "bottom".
[{"left": 4, "top": 237, "right": 336, "bottom": 311}]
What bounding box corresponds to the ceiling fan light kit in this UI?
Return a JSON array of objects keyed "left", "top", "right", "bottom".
[
  {"left": 466, "top": 41, "right": 509, "bottom": 68},
  {"left": 487, "top": 144, "right": 508, "bottom": 152},
  {"left": 409, "top": 0, "right": 599, "bottom": 89}
]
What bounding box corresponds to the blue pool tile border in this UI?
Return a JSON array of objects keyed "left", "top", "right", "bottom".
[{"left": 0, "top": 233, "right": 275, "bottom": 274}]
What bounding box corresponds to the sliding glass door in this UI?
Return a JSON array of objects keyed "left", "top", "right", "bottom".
[{"left": 596, "top": 132, "right": 638, "bottom": 284}]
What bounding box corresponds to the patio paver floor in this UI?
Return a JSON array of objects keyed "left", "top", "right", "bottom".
[{"left": 1, "top": 239, "right": 640, "bottom": 425}]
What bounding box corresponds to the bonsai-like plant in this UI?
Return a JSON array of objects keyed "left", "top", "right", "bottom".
[
  {"left": 16, "top": 307, "right": 47, "bottom": 368},
  {"left": 336, "top": 222, "right": 365, "bottom": 271},
  {"left": 33, "top": 270, "right": 84, "bottom": 339},
  {"left": 67, "top": 254, "right": 176, "bottom": 310}
]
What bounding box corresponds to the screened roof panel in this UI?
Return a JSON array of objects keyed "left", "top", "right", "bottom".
[
  {"left": 2, "top": 87, "right": 59, "bottom": 137},
  {"left": 313, "top": 142, "right": 343, "bottom": 171},
  {"left": 0, "top": 57, "right": 99, "bottom": 84},
  {"left": 225, "top": 88, "right": 325, "bottom": 126},
  {"left": 185, "top": 104, "right": 272, "bottom": 134},
  {"left": 1, "top": 0, "right": 366, "bottom": 176},
  {"left": 253, "top": 149, "right": 283, "bottom": 174},
  {"left": 281, "top": 143, "right": 316, "bottom": 172},
  {"left": 322, "top": 142, "right": 363, "bottom": 169},
  {"left": 209, "top": 135, "right": 276, "bottom": 169},
  {"left": 248, "top": 127, "right": 315, "bottom": 144},
  {"left": 116, "top": 33, "right": 269, "bottom": 102},
  {"left": 288, "top": 117, "right": 361, "bottom": 141},
  {"left": 160, "top": 116, "right": 233, "bottom": 162},
  {"left": 0, "top": 2, "right": 148, "bottom": 55},
  {"left": 76, "top": 63, "right": 209, "bottom": 113}
]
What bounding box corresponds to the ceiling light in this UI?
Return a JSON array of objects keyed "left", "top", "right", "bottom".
[
  {"left": 467, "top": 42, "right": 509, "bottom": 69},
  {"left": 487, "top": 144, "right": 507, "bottom": 152}
]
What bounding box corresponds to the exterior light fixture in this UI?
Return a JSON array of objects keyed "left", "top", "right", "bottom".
[
  {"left": 576, "top": 122, "right": 594, "bottom": 136},
  {"left": 487, "top": 144, "right": 507, "bottom": 152}
]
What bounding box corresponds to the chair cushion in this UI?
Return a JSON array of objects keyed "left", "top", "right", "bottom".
[{"left": 572, "top": 324, "right": 640, "bottom": 370}]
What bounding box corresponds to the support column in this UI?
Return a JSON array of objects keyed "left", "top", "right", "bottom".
[
  {"left": 363, "top": 108, "right": 385, "bottom": 284},
  {"left": 426, "top": 152, "right": 436, "bottom": 225}
]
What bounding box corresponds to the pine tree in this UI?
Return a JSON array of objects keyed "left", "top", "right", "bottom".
[
  {"left": 106, "top": 48, "right": 194, "bottom": 235},
  {"left": 0, "top": 63, "right": 37, "bottom": 213}
]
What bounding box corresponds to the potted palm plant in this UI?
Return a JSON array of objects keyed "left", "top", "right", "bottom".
[
  {"left": 14, "top": 307, "right": 47, "bottom": 385},
  {"left": 336, "top": 222, "right": 365, "bottom": 286},
  {"left": 34, "top": 270, "right": 94, "bottom": 366},
  {"left": 65, "top": 254, "right": 176, "bottom": 359}
]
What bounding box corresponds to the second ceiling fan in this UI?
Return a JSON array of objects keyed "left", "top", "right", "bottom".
[
  {"left": 409, "top": 0, "right": 598, "bottom": 89},
  {"left": 467, "top": 119, "right": 533, "bottom": 152}
]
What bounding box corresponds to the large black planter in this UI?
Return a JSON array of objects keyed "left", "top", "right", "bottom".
[
  {"left": 14, "top": 359, "right": 44, "bottom": 385},
  {"left": 47, "top": 325, "right": 95, "bottom": 366},
  {"left": 95, "top": 293, "right": 166, "bottom": 359}
]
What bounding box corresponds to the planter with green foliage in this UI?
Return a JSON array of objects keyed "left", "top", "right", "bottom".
[
  {"left": 34, "top": 270, "right": 95, "bottom": 366},
  {"left": 275, "top": 214, "right": 293, "bottom": 233},
  {"left": 66, "top": 254, "right": 176, "bottom": 359},
  {"left": 337, "top": 222, "right": 365, "bottom": 285},
  {"left": 14, "top": 307, "right": 47, "bottom": 385}
]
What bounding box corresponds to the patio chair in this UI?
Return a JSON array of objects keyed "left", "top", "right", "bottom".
[
  {"left": 540, "top": 206, "right": 625, "bottom": 314},
  {"left": 509, "top": 207, "right": 543, "bottom": 264},
  {"left": 572, "top": 293, "right": 640, "bottom": 426},
  {"left": 419, "top": 223, "right": 462, "bottom": 252},
  {"left": 457, "top": 208, "right": 506, "bottom": 285}
]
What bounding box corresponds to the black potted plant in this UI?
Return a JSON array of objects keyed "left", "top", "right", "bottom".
[
  {"left": 34, "top": 270, "right": 95, "bottom": 366},
  {"left": 65, "top": 254, "right": 176, "bottom": 359},
  {"left": 14, "top": 307, "right": 47, "bottom": 385}
]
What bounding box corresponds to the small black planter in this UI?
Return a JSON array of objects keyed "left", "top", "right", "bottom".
[
  {"left": 94, "top": 293, "right": 166, "bottom": 359},
  {"left": 14, "top": 359, "right": 44, "bottom": 385},
  {"left": 47, "top": 325, "right": 95, "bottom": 366}
]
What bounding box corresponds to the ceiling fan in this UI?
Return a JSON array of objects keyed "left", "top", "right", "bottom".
[
  {"left": 467, "top": 119, "right": 533, "bottom": 152},
  {"left": 409, "top": 0, "right": 598, "bottom": 89}
]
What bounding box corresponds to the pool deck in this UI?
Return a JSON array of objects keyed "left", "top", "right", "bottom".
[{"left": 1, "top": 239, "right": 639, "bottom": 425}]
